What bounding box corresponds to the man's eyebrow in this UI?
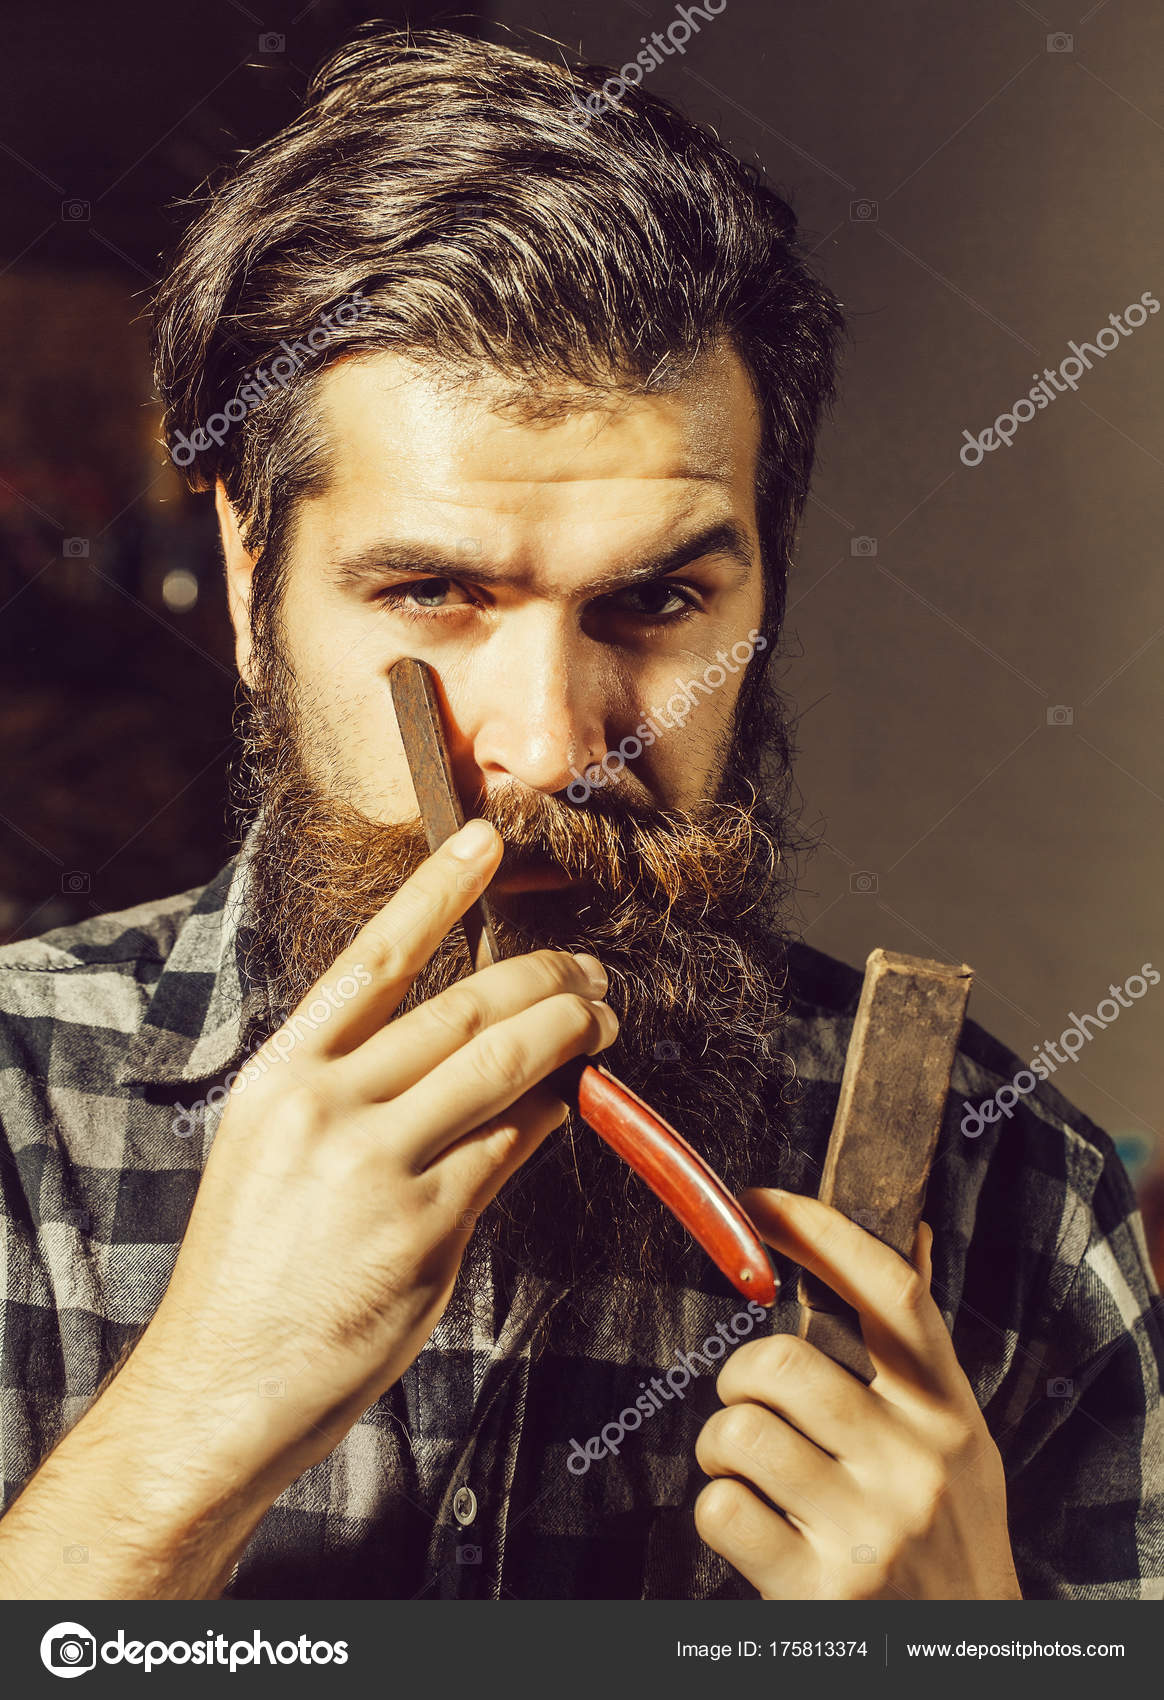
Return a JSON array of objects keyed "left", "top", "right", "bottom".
[{"left": 327, "top": 520, "right": 756, "bottom": 597}]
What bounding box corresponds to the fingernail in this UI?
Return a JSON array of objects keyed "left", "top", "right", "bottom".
[
  {"left": 590, "top": 1002, "right": 620, "bottom": 1050},
  {"left": 450, "top": 819, "right": 497, "bottom": 859},
  {"left": 573, "top": 952, "right": 607, "bottom": 993}
]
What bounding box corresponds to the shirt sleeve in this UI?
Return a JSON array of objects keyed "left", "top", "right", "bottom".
[{"left": 1003, "top": 1136, "right": 1164, "bottom": 1599}]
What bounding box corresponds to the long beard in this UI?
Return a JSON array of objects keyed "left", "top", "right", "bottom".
[{"left": 234, "top": 659, "right": 800, "bottom": 1303}]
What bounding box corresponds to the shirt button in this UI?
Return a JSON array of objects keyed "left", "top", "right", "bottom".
[{"left": 453, "top": 1486, "right": 478, "bottom": 1527}]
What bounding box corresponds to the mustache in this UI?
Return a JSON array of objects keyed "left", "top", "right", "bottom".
[
  {"left": 480, "top": 780, "right": 781, "bottom": 914},
  {"left": 252, "top": 770, "right": 785, "bottom": 948}
]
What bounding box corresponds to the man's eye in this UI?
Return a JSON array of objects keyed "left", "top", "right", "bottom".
[
  {"left": 378, "top": 578, "right": 474, "bottom": 611},
  {"left": 613, "top": 581, "right": 699, "bottom": 621}
]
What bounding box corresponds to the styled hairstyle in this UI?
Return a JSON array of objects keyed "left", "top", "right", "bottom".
[{"left": 152, "top": 24, "right": 844, "bottom": 658}]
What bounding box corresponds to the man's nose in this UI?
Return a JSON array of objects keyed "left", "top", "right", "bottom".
[{"left": 467, "top": 620, "right": 611, "bottom": 795}]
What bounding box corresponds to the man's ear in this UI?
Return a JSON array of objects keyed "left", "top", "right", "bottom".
[{"left": 215, "top": 481, "right": 257, "bottom": 687}]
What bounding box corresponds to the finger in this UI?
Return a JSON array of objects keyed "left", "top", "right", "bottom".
[
  {"left": 281, "top": 818, "right": 504, "bottom": 1054},
  {"left": 740, "top": 1189, "right": 961, "bottom": 1400},
  {"left": 438, "top": 1082, "right": 570, "bottom": 1219},
  {"left": 696, "top": 1399, "right": 852, "bottom": 1535},
  {"left": 714, "top": 1332, "right": 893, "bottom": 1466},
  {"left": 392, "top": 992, "right": 619, "bottom": 1170},
  {"left": 694, "top": 1477, "right": 811, "bottom": 1600},
  {"left": 913, "top": 1220, "right": 934, "bottom": 1283},
  {"left": 340, "top": 948, "right": 608, "bottom": 1101}
]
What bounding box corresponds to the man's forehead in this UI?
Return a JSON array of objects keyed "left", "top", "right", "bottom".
[{"left": 310, "top": 342, "right": 761, "bottom": 507}]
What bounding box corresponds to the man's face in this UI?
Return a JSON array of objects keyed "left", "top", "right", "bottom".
[
  {"left": 229, "top": 342, "right": 766, "bottom": 868},
  {"left": 222, "top": 341, "right": 792, "bottom": 1296}
]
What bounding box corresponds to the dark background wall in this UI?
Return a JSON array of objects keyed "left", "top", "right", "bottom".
[
  {"left": 0, "top": 0, "right": 486, "bottom": 941},
  {"left": 1, "top": 2, "right": 1160, "bottom": 1177}
]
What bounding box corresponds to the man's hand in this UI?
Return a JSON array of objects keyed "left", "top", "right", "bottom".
[
  {"left": 130, "top": 816, "right": 618, "bottom": 1496},
  {"left": 0, "top": 818, "right": 619, "bottom": 1600},
  {"left": 694, "top": 1188, "right": 1022, "bottom": 1601}
]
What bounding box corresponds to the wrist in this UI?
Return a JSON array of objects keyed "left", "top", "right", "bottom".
[
  {"left": 0, "top": 1356, "right": 283, "bottom": 1601},
  {"left": 109, "top": 1329, "right": 311, "bottom": 1527}
]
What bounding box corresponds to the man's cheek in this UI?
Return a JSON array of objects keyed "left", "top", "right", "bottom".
[
  {"left": 278, "top": 661, "right": 408, "bottom": 817},
  {"left": 663, "top": 671, "right": 744, "bottom": 801},
  {"left": 632, "top": 729, "right": 693, "bottom": 808}
]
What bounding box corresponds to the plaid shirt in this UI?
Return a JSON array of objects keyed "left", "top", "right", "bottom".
[{"left": 1, "top": 847, "right": 1161, "bottom": 1600}]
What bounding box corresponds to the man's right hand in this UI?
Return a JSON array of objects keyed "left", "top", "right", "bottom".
[
  {"left": 0, "top": 816, "right": 615, "bottom": 1598},
  {"left": 130, "top": 815, "right": 617, "bottom": 1491}
]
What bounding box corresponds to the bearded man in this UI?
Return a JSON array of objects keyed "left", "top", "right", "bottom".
[{"left": 0, "top": 27, "right": 1160, "bottom": 1604}]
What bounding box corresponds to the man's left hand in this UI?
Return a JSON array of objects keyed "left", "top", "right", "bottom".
[{"left": 694, "top": 1187, "right": 1023, "bottom": 1600}]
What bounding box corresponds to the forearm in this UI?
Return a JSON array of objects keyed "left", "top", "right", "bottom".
[{"left": 0, "top": 1341, "right": 295, "bottom": 1600}]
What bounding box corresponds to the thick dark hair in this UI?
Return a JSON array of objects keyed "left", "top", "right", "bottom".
[{"left": 152, "top": 24, "right": 843, "bottom": 664}]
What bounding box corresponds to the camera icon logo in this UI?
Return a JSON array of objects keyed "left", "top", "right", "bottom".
[
  {"left": 849, "top": 871, "right": 879, "bottom": 895},
  {"left": 61, "top": 871, "right": 91, "bottom": 895},
  {"left": 40, "top": 1621, "right": 96, "bottom": 1677},
  {"left": 849, "top": 199, "right": 878, "bottom": 222},
  {"left": 848, "top": 1208, "right": 880, "bottom": 1232},
  {"left": 850, "top": 535, "right": 878, "bottom": 557},
  {"left": 258, "top": 1377, "right": 286, "bottom": 1398},
  {"left": 60, "top": 201, "right": 90, "bottom": 222},
  {"left": 446, "top": 198, "right": 491, "bottom": 229},
  {"left": 63, "top": 1545, "right": 89, "bottom": 1564},
  {"left": 62, "top": 538, "right": 89, "bottom": 558},
  {"left": 1046, "top": 32, "right": 1074, "bottom": 52},
  {"left": 456, "top": 1543, "right": 483, "bottom": 1564},
  {"left": 1046, "top": 705, "right": 1074, "bottom": 726},
  {"left": 851, "top": 1543, "right": 877, "bottom": 1563},
  {"left": 1046, "top": 1376, "right": 1074, "bottom": 1398},
  {"left": 652, "top": 1039, "right": 681, "bottom": 1062},
  {"left": 259, "top": 32, "right": 285, "bottom": 51}
]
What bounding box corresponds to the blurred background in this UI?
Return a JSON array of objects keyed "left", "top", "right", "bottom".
[{"left": 1, "top": 2, "right": 1160, "bottom": 1209}]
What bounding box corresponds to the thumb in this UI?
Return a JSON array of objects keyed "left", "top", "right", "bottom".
[{"left": 911, "top": 1219, "right": 934, "bottom": 1284}]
